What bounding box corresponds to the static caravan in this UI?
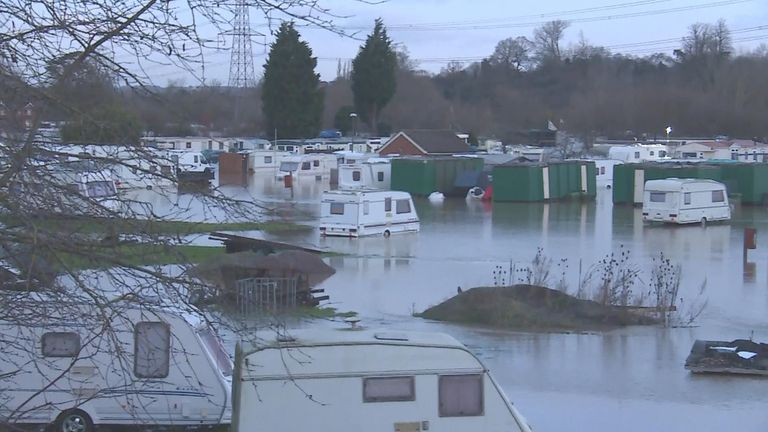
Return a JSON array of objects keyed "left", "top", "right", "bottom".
[
  {"left": 52, "top": 145, "right": 174, "bottom": 190},
  {"left": 338, "top": 159, "right": 391, "bottom": 190},
  {"left": 232, "top": 329, "right": 533, "bottom": 432},
  {"left": 319, "top": 190, "right": 419, "bottom": 237},
  {"left": 0, "top": 299, "right": 233, "bottom": 432},
  {"left": 247, "top": 150, "right": 290, "bottom": 171},
  {"left": 277, "top": 154, "right": 338, "bottom": 181},
  {"left": 643, "top": 178, "right": 731, "bottom": 225},
  {"left": 608, "top": 144, "right": 669, "bottom": 163}
]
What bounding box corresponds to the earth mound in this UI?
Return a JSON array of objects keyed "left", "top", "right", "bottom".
[{"left": 420, "top": 285, "right": 658, "bottom": 331}]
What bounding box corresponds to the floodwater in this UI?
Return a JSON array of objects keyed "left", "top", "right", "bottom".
[{"left": 156, "top": 173, "right": 768, "bottom": 431}]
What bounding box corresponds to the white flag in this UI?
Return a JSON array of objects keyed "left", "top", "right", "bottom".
[{"left": 547, "top": 120, "right": 558, "bottom": 131}]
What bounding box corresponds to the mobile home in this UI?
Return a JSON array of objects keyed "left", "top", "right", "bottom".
[
  {"left": 277, "top": 154, "right": 338, "bottom": 181},
  {"left": 338, "top": 159, "right": 391, "bottom": 190},
  {"left": 642, "top": 178, "right": 731, "bottom": 225},
  {"left": 0, "top": 298, "right": 232, "bottom": 432},
  {"left": 247, "top": 150, "right": 290, "bottom": 171},
  {"left": 232, "top": 329, "right": 533, "bottom": 432},
  {"left": 608, "top": 144, "right": 669, "bottom": 163},
  {"left": 319, "top": 190, "right": 419, "bottom": 237}
]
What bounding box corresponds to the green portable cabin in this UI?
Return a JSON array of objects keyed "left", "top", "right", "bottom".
[
  {"left": 390, "top": 156, "right": 484, "bottom": 197},
  {"left": 492, "top": 160, "right": 596, "bottom": 202},
  {"left": 721, "top": 163, "right": 768, "bottom": 205}
]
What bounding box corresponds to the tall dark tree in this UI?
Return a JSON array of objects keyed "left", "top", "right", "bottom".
[
  {"left": 351, "top": 18, "right": 397, "bottom": 135},
  {"left": 262, "top": 22, "right": 323, "bottom": 139}
]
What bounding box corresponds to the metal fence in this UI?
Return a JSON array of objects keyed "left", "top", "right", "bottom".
[{"left": 235, "top": 277, "right": 298, "bottom": 315}]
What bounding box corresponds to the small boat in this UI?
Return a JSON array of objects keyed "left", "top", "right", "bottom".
[{"left": 685, "top": 339, "right": 768, "bottom": 376}]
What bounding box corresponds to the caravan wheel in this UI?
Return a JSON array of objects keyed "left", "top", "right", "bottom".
[
  {"left": 383, "top": 230, "right": 391, "bottom": 238},
  {"left": 55, "top": 410, "right": 93, "bottom": 432},
  {"left": 700, "top": 217, "right": 707, "bottom": 227}
]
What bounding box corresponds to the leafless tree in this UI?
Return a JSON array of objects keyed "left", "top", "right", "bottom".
[
  {"left": 533, "top": 20, "right": 569, "bottom": 64},
  {"left": 0, "top": 1, "right": 350, "bottom": 431},
  {"left": 489, "top": 36, "right": 534, "bottom": 72}
]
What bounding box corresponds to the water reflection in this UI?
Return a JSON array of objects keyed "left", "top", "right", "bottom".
[{"left": 129, "top": 173, "right": 768, "bottom": 431}]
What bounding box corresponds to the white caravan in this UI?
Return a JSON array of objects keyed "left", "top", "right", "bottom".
[
  {"left": 276, "top": 154, "right": 338, "bottom": 181},
  {"left": 51, "top": 145, "right": 174, "bottom": 190},
  {"left": 319, "top": 190, "right": 419, "bottom": 237},
  {"left": 247, "top": 150, "right": 290, "bottom": 171},
  {"left": 608, "top": 144, "right": 669, "bottom": 162},
  {"left": 0, "top": 299, "right": 233, "bottom": 432},
  {"left": 643, "top": 178, "right": 731, "bottom": 225},
  {"left": 338, "top": 159, "right": 391, "bottom": 190},
  {"left": 232, "top": 329, "right": 533, "bottom": 432}
]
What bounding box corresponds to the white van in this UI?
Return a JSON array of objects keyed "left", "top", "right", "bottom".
[
  {"left": 0, "top": 298, "right": 232, "bottom": 432},
  {"left": 169, "top": 150, "right": 214, "bottom": 182},
  {"left": 319, "top": 190, "right": 419, "bottom": 237},
  {"left": 643, "top": 178, "right": 731, "bottom": 225},
  {"left": 231, "top": 329, "right": 533, "bottom": 432}
]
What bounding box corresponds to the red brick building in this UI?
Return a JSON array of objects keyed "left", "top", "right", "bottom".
[{"left": 378, "top": 130, "right": 473, "bottom": 156}]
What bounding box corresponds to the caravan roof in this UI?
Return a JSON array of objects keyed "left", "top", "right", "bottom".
[
  {"left": 249, "top": 328, "right": 465, "bottom": 350},
  {"left": 644, "top": 178, "right": 725, "bottom": 192}
]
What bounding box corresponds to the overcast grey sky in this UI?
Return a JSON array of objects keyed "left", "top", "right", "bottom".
[{"left": 156, "top": 0, "right": 768, "bottom": 85}]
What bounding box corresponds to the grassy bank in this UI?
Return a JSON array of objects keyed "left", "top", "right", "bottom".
[{"left": 419, "top": 285, "right": 658, "bottom": 331}]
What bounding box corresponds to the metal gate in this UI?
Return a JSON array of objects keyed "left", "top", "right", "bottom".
[{"left": 235, "top": 277, "right": 298, "bottom": 315}]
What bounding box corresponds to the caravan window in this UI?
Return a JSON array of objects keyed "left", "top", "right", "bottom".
[
  {"left": 352, "top": 170, "right": 361, "bottom": 181},
  {"left": 377, "top": 171, "right": 385, "bottom": 182},
  {"left": 363, "top": 376, "right": 415, "bottom": 402},
  {"left": 385, "top": 197, "right": 392, "bottom": 212},
  {"left": 301, "top": 162, "right": 311, "bottom": 170},
  {"left": 684, "top": 193, "right": 691, "bottom": 205},
  {"left": 712, "top": 190, "right": 725, "bottom": 203},
  {"left": 42, "top": 332, "right": 80, "bottom": 357},
  {"left": 600, "top": 167, "right": 605, "bottom": 175},
  {"left": 439, "top": 374, "right": 484, "bottom": 417},
  {"left": 396, "top": 199, "right": 411, "bottom": 214},
  {"left": 219, "top": 142, "right": 224, "bottom": 150},
  {"left": 86, "top": 181, "right": 116, "bottom": 198},
  {"left": 264, "top": 156, "right": 273, "bottom": 164},
  {"left": 313, "top": 160, "right": 320, "bottom": 167},
  {"left": 134, "top": 322, "right": 170, "bottom": 378},
  {"left": 634, "top": 151, "right": 640, "bottom": 159},
  {"left": 330, "top": 203, "right": 345, "bottom": 215},
  {"left": 649, "top": 192, "right": 666, "bottom": 203},
  {"left": 186, "top": 142, "right": 192, "bottom": 149}
]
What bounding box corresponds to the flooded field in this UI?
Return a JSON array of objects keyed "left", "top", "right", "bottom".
[{"left": 165, "top": 173, "right": 768, "bottom": 431}]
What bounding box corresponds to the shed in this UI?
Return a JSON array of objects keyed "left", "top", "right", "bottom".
[
  {"left": 378, "top": 130, "right": 473, "bottom": 156},
  {"left": 390, "top": 156, "right": 484, "bottom": 196},
  {"left": 492, "top": 160, "right": 595, "bottom": 202}
]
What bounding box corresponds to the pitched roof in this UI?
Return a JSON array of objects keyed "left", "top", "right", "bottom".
[{"left": 398, "top": 129, "right": 472, "bottom": 154}]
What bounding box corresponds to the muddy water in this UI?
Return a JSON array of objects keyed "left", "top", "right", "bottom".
[{"left": 159, "top": 174, "right": 768, "bottom": 431}]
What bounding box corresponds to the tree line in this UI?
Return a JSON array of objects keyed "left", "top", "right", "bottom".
[{"left": 26, "top": 18, "right": 768, "bottom": 143}]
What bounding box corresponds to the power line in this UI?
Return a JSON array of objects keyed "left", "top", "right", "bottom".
[{"left": 380, "top": 0, "right": 755, "bottom": 32}]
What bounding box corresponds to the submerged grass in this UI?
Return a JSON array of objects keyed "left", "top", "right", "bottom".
[
  {"left": 60, "top": 244, "right": 226, "bottom": 270},
  {"left": 2, "top": 215, "right": 311, "bottom": 236}
]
